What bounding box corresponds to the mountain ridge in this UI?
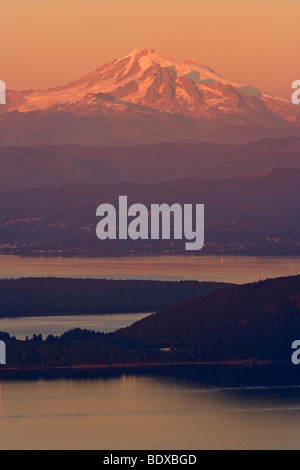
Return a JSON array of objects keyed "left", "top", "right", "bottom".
[{"left": 1, "top": 137, "right": 300, "bottom": 191}]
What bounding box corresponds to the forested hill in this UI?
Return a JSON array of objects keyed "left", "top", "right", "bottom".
[
  {"left": 0, "top": 278, "right": 233, "bottom": 318},
  {"left": 1, "top": 276, "right": 300, "bottom": 369},
  {"left": 115, "top": 275, "right": 300, "bottom": 362}
]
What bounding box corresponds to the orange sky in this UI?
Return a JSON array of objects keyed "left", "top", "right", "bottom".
[{"left": 1, "top": 0, "right": 298, "bottom": 98}]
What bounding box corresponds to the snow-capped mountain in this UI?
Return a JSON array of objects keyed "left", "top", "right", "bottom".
[{"left": 1, "top": 49, "right": 299, "bottom": 146}]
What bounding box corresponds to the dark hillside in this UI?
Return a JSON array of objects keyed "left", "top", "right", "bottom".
[{"left": 116, "top": 276, "right": 300, "bottom": 361}]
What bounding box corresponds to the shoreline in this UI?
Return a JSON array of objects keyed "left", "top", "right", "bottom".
[
  {"left": 0, "top": 253, "right": 299, "bottom": 259},
  {"left": 0, "top": 359, "right": 275, "bottom": 373}
]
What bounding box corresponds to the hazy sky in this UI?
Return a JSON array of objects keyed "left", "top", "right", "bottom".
[{"left": 1, "top": 0, "right": 298, "bottom": 97}]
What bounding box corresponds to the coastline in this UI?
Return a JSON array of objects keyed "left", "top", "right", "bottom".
[
  {"left": 1, "top": 253, "right": 300, "bottom": 258},
  {"left": 0, "top": 359, "right": 275, "bottom": 374}
]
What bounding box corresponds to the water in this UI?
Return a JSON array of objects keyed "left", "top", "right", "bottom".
[
  {"left": 0, "top": 255, "right": 299, "bottom": 284},
  {"left": 0, "top": 313, "right": 152, "bottom": 340},
  {"left": 1, "top": 365, "right": 300, "bottom": 450},
  {"left": 1, "top": 255, "right": 299, "bottom": 449}
]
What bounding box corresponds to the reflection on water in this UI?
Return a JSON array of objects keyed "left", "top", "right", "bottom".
[
  {"left": 0, "top": 313, "right": 152, "bottom": 340},
  {"left": 1, "top": 365, "right": 300, "bottom": 450},
  {"left": 0, "top": 254, "right": 299, "bottom": 284}
]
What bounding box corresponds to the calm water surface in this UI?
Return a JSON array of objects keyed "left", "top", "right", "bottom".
[
  {"left": 0, "top": 313, "right": 152, "bottom": 340},
  {"left": 0, "top": 255, "right": 300, "bottom": 283},
  {"left": 1, "top": 366, "right": 300, "bottom": 450},
  {"left": 1, "top": 255, "right": 300, "bottom": 449}
]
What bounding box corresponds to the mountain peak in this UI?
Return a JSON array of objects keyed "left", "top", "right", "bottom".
[
  {"left": 120, "top": 48, "right": 176, "bottom": 69},
  {"left": 2, "top": 48, "right": 296, "bottom": 139},
  {"left": 127, "top": 48, "right": 157, "bottom": 56},
  {"left": 123, "top": 49, "right": 216, "bottom": 73}
]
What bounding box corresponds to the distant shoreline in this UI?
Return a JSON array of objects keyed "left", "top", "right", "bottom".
[
  {"left": 0, "top": 277, "right": 234, "bottom": 319},
  {"left": 0, "top": 311, "right": 154, "bottom": 319},
  {"left": 0, "top": 359, "right": 274, "bottom": 374},
  {"left": 1, "top": 253, "right": 300, "bottom": 259}
]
